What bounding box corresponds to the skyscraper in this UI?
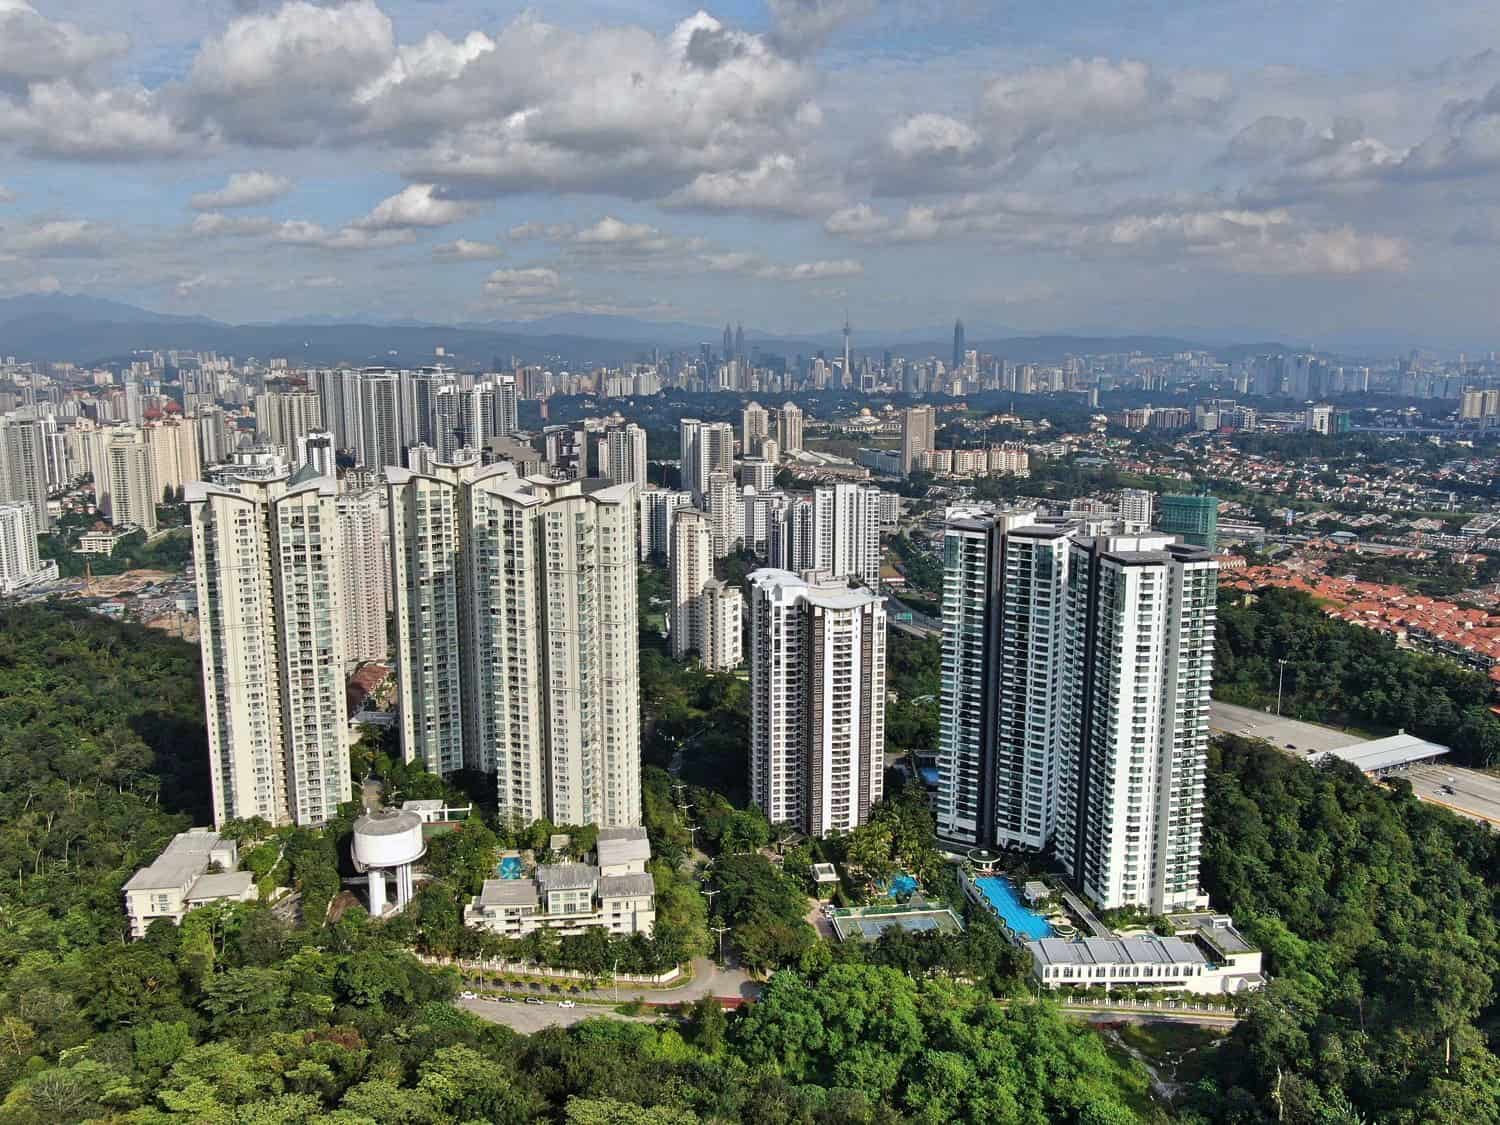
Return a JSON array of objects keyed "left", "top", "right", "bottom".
[
  {"left": 705, "top": 471, "right": 741, "bottom": 558},
  {"left": 639, "top": 487, "right": 692, "bottom": 562},
  {"left": 679, "top": 418, "right": 734, "bottom": 503},
  {"left": 748, "top": 569, "right": 886, "bottom": 835},
  {"left": 190, "top": 467, "right": 350, "bottom": 828},
  {"left": 0, "top": 414, "right": 54, "bottom": 530},
  {"left": 936, "top": 510, "right": 1071, "bottom": 850},
  {"left": 254, "top": 389, "right": 323, "bottom": 456},
  {"left": 841, "top": 316, "right": 852, "bottom": 390},
  {"left": 0, "top": 500, "right": 57, "bottom": 592},
  {"left": 106, "top": 431, "right": 158, "bottom": 533},
  {"left": 775, "top": 402, "right": 803, "bottom": 453},
  {"left": 735, "top": 323, "right": 745, "bottom": 364},
  {"left": 670, "top": 508, "right": 742, "bottom": 670},
  {"left": 337, "top": 487, "right": 390, "bottom": 667},
  {"left": 812, "top": 482, "right": 883, "bottom": 588},
  {"left": 936, "top": 510, "right": 1218, "bottom": 912},
  {"left": 952, "top": 318, "right": 965, "bottom": 373},
  {"left": 741, "top": 401, "right": 770, "bottom": 457},
  {"left": 722, "top": 324, "right": 733, "bottom": 363},
  {"left": 145, "top": 417, "right": 202, "bottom": 501},
  {"left": 1159, "top": 493, "right": 1219, "bottom": 550},
  {"left": 1055, "top": 535, "right": 1217, "bottom": 913},
  {"left": 1117, "top": 489, "right": 1154, "bottom": 534},
  {"left": 356, "top": 368, "right": 403, "bottom": 472},
  {"left": 387, "top": 463, "right": 642, "bottom": 827},
  {"left": 900, "top": 405, "right": 935, "bottom": 475},
  {"left": 606, "top": 423, "right": 649, "bottom": 489}
]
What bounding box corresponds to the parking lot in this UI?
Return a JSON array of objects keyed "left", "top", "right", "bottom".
[{"left": 1402, "top": 764, "right": 1500, "bottom": 828}]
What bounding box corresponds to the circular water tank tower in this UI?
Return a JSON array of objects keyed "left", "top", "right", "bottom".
[{"left": 352, "top": 807, "right": 426, "bottom": 917}]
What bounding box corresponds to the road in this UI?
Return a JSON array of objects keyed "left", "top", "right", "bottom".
[
  {"left": 1209, "top": 701, "right": 1363, "bottom": 755},
  {"left": 450, "top": 956, "right": 758, "bottom": 1007},
  {"left": 1402, "top": 763, "right": 1500, "bottom": 828}
]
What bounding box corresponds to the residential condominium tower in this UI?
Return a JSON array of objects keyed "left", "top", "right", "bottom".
[
  {"left": 388, "top": 462, "right": 642, "bottom": 828},
  {"left": 189, "top": 466, "right": 350, "bottom": 828},
  {"left": 670, "top": 508, "right": 743, "bottom": 670},
  {"left": 748, "top": 569, "right": 886, "bottom": 835},
  {"left": 937, "top": 510, "right": 1218, "bottom": 913}
]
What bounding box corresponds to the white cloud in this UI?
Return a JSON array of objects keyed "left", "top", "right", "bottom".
[
  {"left": 0, "top": 81, "right": 188, "bottom": 161},
  {"left": 354, "top": 183, "right": 478, "bottom": 229},
  {"left": 432, "top": 239, "right": 504, "bottom": 261},
  {"left": 5, "top": 218, "right": 115, "bottom": 256},
  {"left": 824, "top": 203, "right": 893, "bottom": 236},
  {"left": 189, "top": 171, "right": 292, "bottom": 210},
  {"left": 886, "top": 113, "right": 981, "bottom": 160},
  {"left": 754, "top": 258, "right": 864, "bottom": 281},
  {"left": 0, "top": 1, "right": 127, "bottom": 93},
  {"left": 484, "top": 266, "right": 562, "bottom": 299},
  {"left": 661, "top": 153, "right": 843, "bottom": 217},
  {"left": 767, "top": 0, "right": 874, "bottom": 53},
  {"left": 272, "top": 220, "right": 413, "bottom": 251},
  {"left": 190, "top": 212, "right": 276, "bottom": 237}
]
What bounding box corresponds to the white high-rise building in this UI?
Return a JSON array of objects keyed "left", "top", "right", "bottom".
[
  {"left": 679, "top": 419, "right": 734, "bottom": 503},
  {"left": 0, "top": 414, "right": 53, "bottom": 530},
  {"left": 337, "top": 487, "right": 390, "bottom": 667},
  {"left": 742, "top": 401, "right": 770, "bottom": 457},
  {"left": 298, "top": 432, "right": 338, "bottom": 477},
  {"left": 740, "top": 457, "right": 775, "bottom": 493},
  {"left": 748, "top": 569, "right": 886, "bottom": 835},
  {"left": 670, "top": 509, "right": 743, "bottom": 671},
  {"left": 770, "top": 494, "right": 817, "bottom": 573},
  {"left": 0, "top": 500, "right": 57, "bottom": 592},
  {"left": 775, "top": 402, "right": 803, "bottom": 453},
  {"left": 901, "top": 406, "right": 935, "bottom": 475},
  {"left": 254, "top": 390, "right": 323, "bottom": 456},
  {"left": 937, "top": 509, "right": 1218, "bottom": 912},
  {"left": 936, "top": 510, "right": 1070, "bottom": 851},
  {"left": 388, "top": 464, "right": 642, "bottom": 827},
  {"left": 1056, "top": 534, "right": 1217, "bottom": 913},
  {"left": 107, "top": 431, "right": 158, "bottom": 534},
  {"left": 356, "top": 369, "right": 403, "bottom": 472},
  {"left": 741, "top": 487, "right": 782, "bottom": 557},
  {"left": 145, "top": 417, "right": 202, "bottom": 502},
  {"left": 705, "top": 471, "right": 741, "bottom": 558},
  {"left": 194, "top": 408, "right": 231, "bottom": 468},
  {"left": 812, "top": 483, "right": 883, "bottom": 588},
  {"left": 607, "top": 423, "right": 649, "bottom": 489},
  {"left": 639, "top": 487, "right": 691, "bottom": 562},
  {"left": 1118, "top": 489, "right": 1154, "bottom": 534},
  {"left": 189, "top": 467, "right": 350, "bottom": 828}
]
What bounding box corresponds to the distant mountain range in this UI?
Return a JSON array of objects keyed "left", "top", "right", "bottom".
[{"left": 0, "top": 293, "right": 1291, "bottom": 368}]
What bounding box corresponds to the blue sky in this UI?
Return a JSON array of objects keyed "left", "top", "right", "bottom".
[{"left": 3, "top": 0, "right": 1500, "bottom": 349}]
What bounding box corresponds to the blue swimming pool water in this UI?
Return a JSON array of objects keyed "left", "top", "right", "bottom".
[
  {"left": 499, "top": 856, "right": 523, "bottom": 880},
  {"left": 974, "top": 876, "right": 1053, "bottom": 940},
  {"left": 889, "top": 873, "right": 918, "bottom": 898}
]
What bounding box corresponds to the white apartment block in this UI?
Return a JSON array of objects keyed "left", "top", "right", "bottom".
[
  {"left": 189, "top": 467, "right": 351, "bottom": 828},
  {"left": 705, "top": 471, "right": 742, "bottom": 558},
  {"left": 388, "top": 463, "right": 642, "bottom": 828},
  {"left": 0, "top": 413, "right": 54, "bottom": 530},
  {"left": 145, "top": 417, "right": 202, "bottom": 499},
  {"left": 742, "top": 401, "right": 771, "bottom": 457},
  {"left": 938, "top": 515, "right": 1218, "bottom": 914},
  {"left": 0, "top": 500, "right": 57, "bottom": 592},
  {"left": 639, "top": 487, "right": 691, "bottom": 562},
  {"left": 1056, "top": 535, "right": 1217, "bottom": 913},
  {"left": 680, "top": 418, "right": 734, "bottom": 503},
  {"left": 1118, "top": 489, "right": 1154, "bottom": 533},
  {"left": 670, "top": 509, "right": 743, "bottom": 671},
  {"left": 254, "top": 390, "right": 323, "bottom": 457},
  {"left": 748, "top": 569, "right": 886, "bottom": 836},
  {"left": 606, "top": 423, "right": 649, "bottom": 489},
  {"left": 900, "top": 405, "right": 935, "bottom": 474},
  {"left": 107, "top": 431, "right": 158, "bottom": 533},
  {"left": 812, "top": 483, "right": 883, "bottom": 588},
  {"left": 740, "top": 457, "right": 775, "bottom": 493},
  {"left": 337, "top": 486, "right": 391, "bottom": 667},
  {"left": 775, "top": 402, "right": 803, "bottom": 453}
]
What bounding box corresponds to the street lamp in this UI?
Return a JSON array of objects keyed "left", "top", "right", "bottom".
[
  {"left": 1276, "top": 658, "right": 1289, "bottom": 716},
  {"left": 612, "top": 955, "right": 621, "bottom": 1004},
  {"left": 710, "top": 924, "right": 731, "bottom": 965}
]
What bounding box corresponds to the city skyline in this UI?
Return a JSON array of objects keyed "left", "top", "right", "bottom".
[{"left": 5, "top": 2, "right": 1500, "bottom": 347}]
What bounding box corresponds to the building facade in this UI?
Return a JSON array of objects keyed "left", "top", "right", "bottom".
[
  {"left": 748, "top": 569, "right": 886, "bottom": 835},
  {"left": 189, "top": 467, "right": 351, "bottom": 828}
]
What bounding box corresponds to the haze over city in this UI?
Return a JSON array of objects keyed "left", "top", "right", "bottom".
[{"left": 5, "top": 0, "right": 1500, "bottom": 348}]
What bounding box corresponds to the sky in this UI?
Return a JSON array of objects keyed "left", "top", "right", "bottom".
[{"left": 4, "top": 0, "right": 1500, "bottom": 349}]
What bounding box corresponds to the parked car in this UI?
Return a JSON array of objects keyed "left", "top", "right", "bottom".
[
  {"left": 459, "top": 991, "right": 477, "bottom": 1000},
  {"left": 525, "top": 997, "right": 545, "bottom": 1005},
  {"left": 558, "top": 1000, "right": 577, "bottom": 1009}
]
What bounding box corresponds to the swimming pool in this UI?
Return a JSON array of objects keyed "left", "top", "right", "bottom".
[
  {"left": 888, "top": 873, "right": 918, "bottom": 898},
  {"left": 973, "top": 875, "right": 1054, "bottom": 940},
  {"left": 498, "top": 856, "right": 523, "bottom": 880}
]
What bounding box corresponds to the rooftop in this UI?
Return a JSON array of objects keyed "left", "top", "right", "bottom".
[
  {"left": 122, "top": 829, "right": 224, "bottom": 893},
  {"left": 185, "top": 871, "right": 255, "bottom": 901},
  {"left": 598, "top": 873, "right": 656, "bottom": 898},
  {"left": 1027, "top": 935, "right": 1209, "bottom": 969},
  {"left": 596, "top": 832, "right": 652, "bottom": 869},
  {"left": 537, "top": 864, "right": 599, "bottom": 892},
  {"left": 476, "top": 879, "right": 540, "bottom": 908},
  {"left": 1309, "top": 732, "right": 1450, "bottom": 773}
]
